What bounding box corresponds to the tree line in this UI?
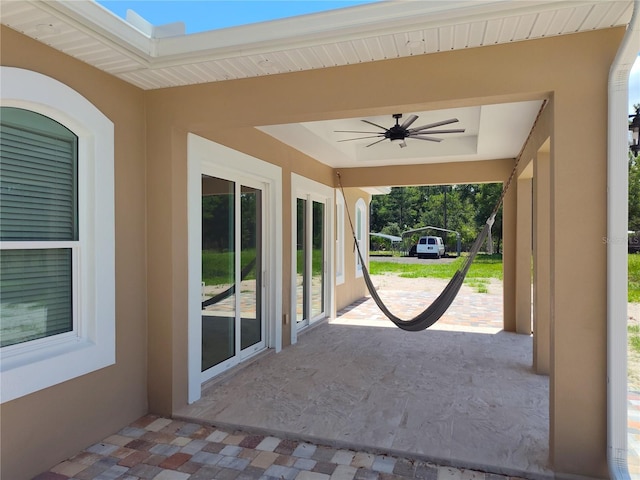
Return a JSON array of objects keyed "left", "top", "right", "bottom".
[
  {"left": 370, "top": 183, "right": 504, "bottom": 253},
  {"left": 632, "top": 153, "right": 640, "bottom": 232},
  {"left": 372, "top": 144, "right": 640, "bottom": 254}
]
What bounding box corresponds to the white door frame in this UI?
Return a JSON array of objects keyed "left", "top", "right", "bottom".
[
  {"left": 199, "top": 175, "right": 266, "bottom": 383},
  {"left": 187, "top": 133, "right": 282, "bottom": 404},
  {"left": 290, "top": 173, "right": 335, "bottom": 345}
]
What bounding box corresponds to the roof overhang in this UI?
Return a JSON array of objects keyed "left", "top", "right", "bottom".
[{"left": 0, "top": 1, "right": 633, "bottom": 90}]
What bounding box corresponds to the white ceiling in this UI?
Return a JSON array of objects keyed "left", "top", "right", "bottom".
[
  {"left": 259, "top": 100, "right": 544, "bottom": 168},
  {"left": 0, "top": 1, "right": 632, "bottom": 171}
]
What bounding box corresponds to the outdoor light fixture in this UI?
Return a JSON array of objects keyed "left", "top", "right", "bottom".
[{"left": 631, "top": 107, "right": 640, "bottom": 156}]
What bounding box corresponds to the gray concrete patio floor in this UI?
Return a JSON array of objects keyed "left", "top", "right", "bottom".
[{"left": 175, "top": 276, "right": 551, "bottom": 479}]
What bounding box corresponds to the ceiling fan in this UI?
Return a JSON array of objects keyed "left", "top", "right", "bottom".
[{"left": 335, "top": 113, "right": 465, "bottom": 148}]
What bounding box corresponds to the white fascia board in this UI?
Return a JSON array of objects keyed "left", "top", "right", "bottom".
[
  {"left": 152, "top": 0, "right": 602, "bottom": 62},
  {"left": 37, "top": 0, "right": 154, "bottom": 59},
  {"left": 153, "top": 0, "right": 500, "bottom": 59},
  {"left": 32, "top": 0, "right": 632, "bottom": 71}
]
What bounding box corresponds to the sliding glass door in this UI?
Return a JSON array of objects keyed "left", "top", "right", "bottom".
[
  {"left": 201, "top": 174, "right": 264, "bottom": 379},
  {"left": 240, "top": 186, "right": 262, "bottom": 351},
  {"left": 311, "top": 201, "right": 325, "bottom": 319},
  {"left": 296, "top": 195, "right": 327, "bottom": 329}
]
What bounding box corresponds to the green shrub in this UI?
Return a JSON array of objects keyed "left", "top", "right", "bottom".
[
  {"left": 629, "top": 254, "right": 640, "bottom": 302},
  {"left": 629, "top": 324, "right": 640, "bottom": 355}
]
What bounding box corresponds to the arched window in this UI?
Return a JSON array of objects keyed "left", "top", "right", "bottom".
[{"left": 0, "top": 67, "right": 115, "bottom": 403}]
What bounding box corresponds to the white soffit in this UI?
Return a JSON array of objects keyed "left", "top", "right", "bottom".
[
  {"left": 0, "top": 0, "right": 633, "bottom": 90},
  {"left": 258, "top": 101, "right": 544, "bottom": 168}
]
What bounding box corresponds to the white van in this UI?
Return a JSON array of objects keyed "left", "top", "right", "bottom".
[{"left": 416, "top": 236, "right": 445, "bottom": 259}]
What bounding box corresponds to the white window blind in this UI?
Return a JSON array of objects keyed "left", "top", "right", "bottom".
[
  {"left": 1, "top": 108, "right": 77, "bottom": 241},
  {"left": 0, "top": 250, "right": 72, "bottom": 347},
  {"left": 0, "top": 107, "right": 77, "bottom": 348}
]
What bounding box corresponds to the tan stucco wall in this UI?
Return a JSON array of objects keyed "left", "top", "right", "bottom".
[
  {"left": 1, "top": 20, "right": 626, "bottom": 478},
  {"left": 144, "top": 111, "right": 338, "bottom": 412},
  {"left": 0, "top": 27, "right": 148, "bottom": 480},
  {"left": 141, "top": 27, "right": 623, "bottom": 477},
  {"left": 335, "top": 188, "right": 370, "bottom": 311}
]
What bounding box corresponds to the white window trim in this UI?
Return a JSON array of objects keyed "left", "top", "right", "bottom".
[
  {"left": 335, "top": 190, "right": 345, "bottom": 286},
  {"left": 290, "top": 173, "right": 335, "bottom": 345},
  {"left": 0, "top": 67, "right": 115, "bottom": 403},
  {"left": 187, "top": 133, "right": 282, "bottom": 404},
  {"left": 355, "top": 198, "right": 367, "bottom": 278}
]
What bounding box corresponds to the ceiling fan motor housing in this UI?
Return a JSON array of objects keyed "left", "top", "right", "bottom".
[
  {"left": 388, "top": 114, "right": 406, "bottom": 141},
  {"left": 386, "top": 126, "right": 407, "bottom": 141},
  {"left": 334, "top": 113, "right": 464, "bottom": 147}
]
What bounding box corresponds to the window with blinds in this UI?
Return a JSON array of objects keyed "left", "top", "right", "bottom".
[{"left": 0, "top": 107, "right": 78, "bottom": 348}]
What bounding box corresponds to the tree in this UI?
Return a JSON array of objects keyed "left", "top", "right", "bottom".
[
  {"left": 472, "top": 183, "right": 503, "bottom": 254},
  {"left": 369, "top": 183, "right": 502, "bottom": 253},
  {"left": 630, "top": 152, "right": 640, "bottom": 231},
  {"left": 630, "top": 105, "right": 640, "bottom": 231}
]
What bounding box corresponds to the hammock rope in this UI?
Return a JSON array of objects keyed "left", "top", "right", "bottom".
[{"left": 337, "top": 100, "right": 546, "bottom": 331}]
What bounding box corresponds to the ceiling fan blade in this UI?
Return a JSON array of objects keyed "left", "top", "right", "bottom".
[
  {"left": 337, "top": 135, "right": 385, "bottom": 142},
  {"left": 366, "top": 138, "right": 389, "bottom": 147},
  {"left": 400, "top": 114, "right": 419, "bottom": 129},
  {"left": 409, "top": 118, "right": 459, "bottom": 132},
  {"left": 361, "top": 119, "right": 389, "bottom": 130},
  {"left": 411, "top": 128, "right": 465, "bottom": 135},
  {"left": 334, "top": 130, "right": 385, "bottom": 134},
  {"left": 411, "top": 136, "right": 443, "bottom": 142}
]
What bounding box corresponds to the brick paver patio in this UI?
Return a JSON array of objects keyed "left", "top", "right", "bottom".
[{"left": 33, "top": 414, "right": 523, "bottom": 480}]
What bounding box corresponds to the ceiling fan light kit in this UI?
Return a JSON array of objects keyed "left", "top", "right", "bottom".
[{"left": 335, "top": 113, "right": 465, "bottom": 148}]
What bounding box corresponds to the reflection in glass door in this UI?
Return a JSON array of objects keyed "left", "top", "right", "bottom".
[
  {"left": 240, "top": 186, "right": 262, "bottom": 351},
  {"left": 296, "top": 198, "right": 307, "bottom": 326},
  {"left": 201, "top": 176, "right": 235, "bottom": 371},
  {"left": 201, "top": 175, "right": 264, "bottom": 376},
  {"left": 296, "top": 196, "right": 326, "bottom": 329},
  {"left": 311, "top": 201, "right": 324, "bottom": 318}
]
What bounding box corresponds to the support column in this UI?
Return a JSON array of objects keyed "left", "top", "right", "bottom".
[
  {"left": 533, "top": 149, "right": 551, "bottom": 374},
  {"left": 549, "top": 97, "right": 608, "bottom": 476},
  {"left": 502, "top": 181, "right": 517, "bottom": 332},
  {"left": 516, "top": 176, "right": 533, "bottom": 334}
]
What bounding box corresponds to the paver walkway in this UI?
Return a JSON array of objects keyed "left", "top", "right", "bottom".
[
  {"left": 32, "top": 269, "right": 640, "bottom": 479},
  {"left": 33, "top": 414, "right": 523, "bottom": 480}
]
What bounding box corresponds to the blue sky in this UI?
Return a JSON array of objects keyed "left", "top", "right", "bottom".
[
  {"left": 97, "top": 1, "right": 379, "bottom": 33},
  {"left": 632, "top": 57, "right": 640, "bottom": 114}
]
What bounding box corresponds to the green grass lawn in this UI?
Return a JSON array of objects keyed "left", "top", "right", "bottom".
[
  {"left": 369, "top": 253, "right": 503, "bottom": 282},
  {"left": 373, "top": 254, "right": 640, "bottom": 302},
  {"left": 629, "top": 325, "right": 640, "bottom": 355},
  {"left": 202, "top": 250, "right": 257, "bottom": 285},
  {"left": 629, "top": 254, "right": 640, "bottom": 302}
]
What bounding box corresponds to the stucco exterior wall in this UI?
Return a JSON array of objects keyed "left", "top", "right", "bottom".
[
  {"left": 335, "top": 188, "right": 370, "bottom": 311},
  {"left": 0, "top": 26, "right": 148, "bottom": 480},
  {"left": 141, "top": 27, "right": 623, "bottom": 477},
  {"left": 327, "top": 30, "right": 617, "bottom": 476},
  {"left": 0, "top": 20, "right": 627, "bottom": 479}
]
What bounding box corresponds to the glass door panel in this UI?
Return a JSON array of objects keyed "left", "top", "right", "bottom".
[
  {"left": 201, "top": 175, "right": 235, "bottom": 372},
  {"left": 296, "top": 198, "right": 307, "bottom": 325},
  {"left": 240, "top": 186, "right": 262, "bottom": 351},
  {"left": 296, "top": 195, "right": 326, "bottom": 330},
  {"left": 311, "top": 201, "right": 324, "bottom": 319}
]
